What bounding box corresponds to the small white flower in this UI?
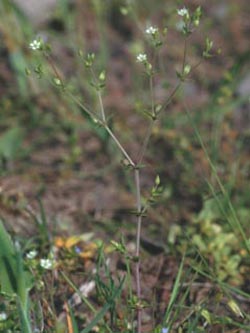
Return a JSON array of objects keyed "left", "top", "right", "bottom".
[
  {"left": 136, "top": 53, "right": 147, "bottom": 63},
  {"left": 145, "top": 26, "right": 158, "bottom": 35},
  {"left": 161, "top": 328, "right": 169, "bottom": 333},
  {"left": 40, "top": 258, "right": 53, "bottom": 270},
  {"left": 29, "top": 39, "right": 42, "bottom": 50},
  {"left": 0, "top": 312, "right": 7, "bottom": 321},
  {"left": 177, "top": 7, "right": 189, "bottom": 17},
  {"left": 26, "top": 250, "right": 38, "bottom": 259}
]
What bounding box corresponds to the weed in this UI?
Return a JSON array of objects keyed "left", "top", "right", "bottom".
[{"left": 0, "top": 1, "right": 250, "bottom": 333}]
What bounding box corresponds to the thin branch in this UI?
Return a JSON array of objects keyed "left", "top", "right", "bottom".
[
  {"left": 134, "top": 169, "right": 142, "bottom": 258},
  {"left": 150, "top": 75, "right": 155, "bottom": 117},
  {"left": 104, "top": 126, "right": 135, "bottom": 167},
  {"left": 137, "top": 82, "right": 181, "bottom": 165},
  {"left": 161, "top": 82, "right": 182, "bottom": 112},
  {"left": 98, "top": 90, "right": 106, "bottom": 122},
  {"left": 182, "top": 37, "right": 188, "bottom": 73},
  {"left": 68, "top": 92, "right": 135, "bottom": 167},
  {"left": 66, "top": 91, "right": 98, "bottom": 120},
  {"left": 90, "top": 68, "right": 106, "bottom": 122},
  {"left": 134, "top": 168, "right": 142, "bottom": 333},
  {"left": 45, "top": 53, "right": 64, "bottom": 83},
  {"left": 137, "top": 119, "right": 156, "bottom": 164}
]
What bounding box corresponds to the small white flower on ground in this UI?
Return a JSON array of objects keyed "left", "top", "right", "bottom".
[
  {"left": 161, "top": 328, "right": 169, "bottom": 333},
  {"left": 29, "top": 38, "right": 42, "bottom": 50},
  {"left": 145, "top": 26, "right": 158, "bottom": 35},
  {"left": 26, "top": 250, "right": 38, "bottom": 259},
  {"left": 177, "top": 7, "right": 189, "bottom": 17},
  {"left": 0, "top": 312, "right": 7, "bottom": 321},
  {"left": 40, "top": 258, "right": 53, "bottom": 270},
  {"left": 136, "top": 53, "right": 147, "bottom": 63}
]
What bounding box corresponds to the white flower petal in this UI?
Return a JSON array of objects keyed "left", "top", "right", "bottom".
[
  {"left": 145, "top": 26, "right": 158, "bottom": 35},
  {"left": 40, "top": 258, "right": 54, "bottom": 269},
  {"left": 177, "top": 7, "right": 189, "bottom": 17},
  {"left": 26, "top": 250, "right": 38, "bottom": 259},
  {"left": 29, "top": 38, "right": 42, "bottom": 50},
  {"left": 136, "top": 53, "right": 147, "bottom": 63}
]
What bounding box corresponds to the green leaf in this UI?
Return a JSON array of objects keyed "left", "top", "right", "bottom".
[
  {"left": 17, "top": 296, "right": 32, "bottom": 333},
  {"left": 0, "top": 220, "right": 33, "bottom": 296},
  {"left": 68, "top": 303, "right": 80, "bottom": 333},
  {"left": 0, "top": 126, "right": 24, "bottom": 161},
  {"left": 164, "top": 256, "right": 185, "bottom": 325},
  {"left": 16, "top": 247, "right": 29, "bottom": 310},
  {"left": 0, "top": 219, "right": 17, "bottom": 295},
  {"left": 9, "top": 51, "right": 29, "bottom": 97}
]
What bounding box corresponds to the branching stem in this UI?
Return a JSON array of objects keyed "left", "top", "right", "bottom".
[
  {"left": 104, "top": 126, "right": 135, "bottom": 167},
  {"left": 44, "top": 49, "right": 184, "bottom": 333}
]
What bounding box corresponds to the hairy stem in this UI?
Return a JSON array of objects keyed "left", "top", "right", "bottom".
[
  {"left": 66, "top": 92, "right": 135, "bottom": 167},
  {"left": 134, "top": 168, "right": 142, "bottom": 333},
  {"left": 150, "top": 75, "right": 155, "bottom": 117},
  {"left": 137, "top": 120, "right": 156, "bottom": 164},
  {"left": 104, "top": 126, "right": 135, "bottom": 167},
  {"left": 98, "top": 90, "right": 106, "bottom": 122},
  {"left": 91, "top": 68, "right": 106, "bottom": 122}
]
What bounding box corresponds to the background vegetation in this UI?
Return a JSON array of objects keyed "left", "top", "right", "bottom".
[{"left": 0, "top": 0, "right": 250, "bottom": 332}]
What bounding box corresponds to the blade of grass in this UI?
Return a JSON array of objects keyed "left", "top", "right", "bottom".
[
  {"left": 65, "top": 302, "right": 79, "bottom": 333},
  {"left": 17, "top": 296, "right": 32, "bottom": 333},
  {"left": 61, "top": 272, "right": 113, "bottom": 333},
  {"left": 0, "top": 219, "right": 17, "bottom": 295},
  {"left": 16, "top": 246, "right": 29, "bottom": 311},
  {"left": 80, "top": 276, "right": 125, "bottom": 333},
  {"left": 169, "top": 266, "right": 199, "bottom": 329},
  {"left": 185, "top": 106, "right": 250, "bottom": 253},
  {"left": 164, "top": 255, "right": 185, "bottom": 325},
  {"left": 60, "top": 271, "right": 96, "bottom": 313}
]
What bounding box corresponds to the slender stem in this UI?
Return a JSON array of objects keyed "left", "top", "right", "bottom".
[
  {"left": 104, "top": 126, "right": 135, "bottom": 167},
  {"left": 134, "top": 170, "right": 142, "bottom": 258},
  {"left": 134, "top": 168, "right": 142, "bottom": 333},
  {"left": 137, "top": 82, "right": 181, "bottom": 165},
  {"left": 92, "top": 78, "right": 142, "bottom": 330},
  {"left": 136, "top": 74, "right": 156, "bottom": 163},
  {"left": 98, "top": 90, "right": 106, "bottom": 122},
  {"left": 45, "top": 53, "right": 64, "bottom": 83},
  {"left": 134, "top": 77, "right": 182, "bottom": 333},
  {"left": 45, "top": 53, "right": 99, "bottom": 122},
  {"left": 149, "top": 75, "right": 155, "bottom": 117},
  {"left": 161, "top": 82, "right": 182, "bottom": 112},
  {"left": 66, "top": 91, "right": 98, "bottom": 120},
  {"left": 67, "top": 91, "right": 135, "bottom": 167},
  {"left": 90, "top": 68, "right": 106, "bottom": 122},
  {"left": 90, "top": 69, "right": 135, "bottom": 167},
  {"left": 182, "top": 37, "right": 188, "bottom": 73},
  {"left": 137, "top": 72, "right": 155, "bottom": 164},
  {"left": 69, "top": 92, "right": 135, "bottom": 166},
  {"left": 137, "top": 120, "right": 155, "bottom": 164}
]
